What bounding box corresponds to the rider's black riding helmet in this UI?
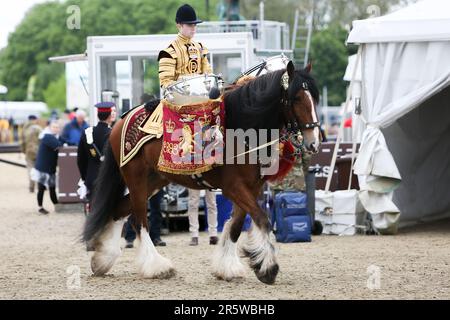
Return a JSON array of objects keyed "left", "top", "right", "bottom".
[{"left": 175, "top": 4, "right": 203, "bottom": 24}]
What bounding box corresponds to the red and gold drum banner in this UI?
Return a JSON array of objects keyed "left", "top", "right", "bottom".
[{"left": 157, "top": 98, "right": 225, "bottom": 175}]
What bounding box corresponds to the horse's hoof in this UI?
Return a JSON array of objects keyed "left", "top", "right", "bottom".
[
  {"left": 212, "top": 271, "right": 245, "bottom": 282},
  {"left": 155, "top": 268, "right": 176, "bottom": 279},
  {"left": 141, "top": 267, "right": 176, "bottom": 279},
  {"left": 255, "top": 263, "right": 279, "bottom": 285},
  {"left": 139, "top": 256, "right": 176, "bottom": 279},
  {"left": 212, "top": 253, "right": 246, "bottom": 281},
  {"left": 91, "top": 251, "right": 120, "bottom": 276}
]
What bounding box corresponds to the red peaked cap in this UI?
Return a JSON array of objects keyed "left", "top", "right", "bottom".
[{"left": 95, "top": 101, "right": 115, "bottom": 113}]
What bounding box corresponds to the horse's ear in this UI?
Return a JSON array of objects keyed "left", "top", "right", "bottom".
[
  {"left": 304, "top": 62, "right": 312, "bottom": 73},
  {"left": 287, "top": 60, "right": 295, "bottom": 79}
]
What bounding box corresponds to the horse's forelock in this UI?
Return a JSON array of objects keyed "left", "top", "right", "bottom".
[{"left": 288, "top": 69, "right": 319, "bottom": 104}]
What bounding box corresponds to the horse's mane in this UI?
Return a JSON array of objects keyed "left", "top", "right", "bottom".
[
  {"left": 224, "top": 70, "right": 285, "bottom": 130},
  {"left": 224, "top": 68, "right": 319, "bottom": 130}
]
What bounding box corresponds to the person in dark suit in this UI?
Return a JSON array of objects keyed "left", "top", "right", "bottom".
[{"left": 77, "top": 102, "right": 115, "bottom": 203}]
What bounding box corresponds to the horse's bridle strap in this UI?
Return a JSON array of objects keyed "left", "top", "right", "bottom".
[
  {"left": 300, "top": 121, "right": 321, "bottom": 130},
  {"left": 280, "top": 73, "right": 320, "bottom": 131}
]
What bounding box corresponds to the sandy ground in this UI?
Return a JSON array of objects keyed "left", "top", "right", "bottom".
[{"left": 1, "top": 152, "right": 450, "bottom": 300}]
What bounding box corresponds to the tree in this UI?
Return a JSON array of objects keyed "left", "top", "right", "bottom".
[
  {"left": 34, "top": 63, "right": 65, "bottom": 102},
  {"left": 0, "top": 0, "right": 219, "bottom": 103},
  {"left": 0, "top": 0, "right": 415, "bottom": 107},
  {"left": 240, "top": 0, "right": 417, "bottom": 31},
  {"left": 43, "top": 73, "right": 66, "bottom": 111},
  {"left": 309, "top": 26, "right": 349, "bottom": 105}
]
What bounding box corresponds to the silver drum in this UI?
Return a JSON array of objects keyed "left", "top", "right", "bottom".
[
  {"left": 240, "top": 54, "right": 290, "bottom": 78},
  {"left": 164, "top": 74, "right": 224, "bottom": 105}
]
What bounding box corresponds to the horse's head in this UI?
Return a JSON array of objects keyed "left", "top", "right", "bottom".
[{"left": 282, "top": 61, "right": 321, "bottom": 153}]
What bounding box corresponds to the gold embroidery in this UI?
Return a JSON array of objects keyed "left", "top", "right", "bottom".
[{"left": 188, "top": 59, "right": 199, "bottom": 74}]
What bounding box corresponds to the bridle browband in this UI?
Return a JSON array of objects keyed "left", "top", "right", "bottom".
[{"left": 280, "top": 71, "right": 321, "bottom": 132}]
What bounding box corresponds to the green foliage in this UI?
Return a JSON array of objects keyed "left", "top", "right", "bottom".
[
  {"left": 143, "top": 61, "right": 161, "bottom": 96},
  {"left": 310, "top": 26, "right": 349, "bottom": 105},
  {"left": 0, "top": 0, "right": 219, "bottom": 102},
  {"left": 43, "top": 73, "right": 66, "bottom": 111},
  {"left": 34, "top": 63, "right": 65, "bottom": 101},
  {"left": 241, "top": 0, "right": 415, "bottom": 31},
  {"left": 240, "top": 0, "right": 415, "bottom": 105},
  {"left": 0, "top": 0, "right": 414, "bottom": 107}
]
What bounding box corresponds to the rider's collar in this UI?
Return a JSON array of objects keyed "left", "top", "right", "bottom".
[{"left": 177, "top": 33, "right": 192, "bottom": 44}]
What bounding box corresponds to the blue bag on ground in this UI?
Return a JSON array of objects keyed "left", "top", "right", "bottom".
[{"left": 272, "top": 192, "right": 311, "bottom": 242}]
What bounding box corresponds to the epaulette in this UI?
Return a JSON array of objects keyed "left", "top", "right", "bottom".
[{"left": 158, "top": 45, "right": 177, "bottom": 61}]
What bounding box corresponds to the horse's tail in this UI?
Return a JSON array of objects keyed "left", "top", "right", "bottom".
[{"left": 82, "top": 141, "right": 125, "bottom": 243}]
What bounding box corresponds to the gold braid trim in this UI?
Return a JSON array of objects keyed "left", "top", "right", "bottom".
[
  {"left": 162, "top": 96, "right": 223, "bottom": 112},
  {"left": 157, "top": 163, "right": 215, "bottom": 175},
  {"left": 138, "top": 102, "right": 164, "bottom": 136}
]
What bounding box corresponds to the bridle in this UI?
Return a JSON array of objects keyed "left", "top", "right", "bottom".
[
  {"left": 280, "top": 70, "right": 321, "bottom": 155},
  {"left": 228, "top": 68, "right": 321, "bottom": 161},
  {"left": 280, "top": 70, "right": 321, "bottom": 133}
]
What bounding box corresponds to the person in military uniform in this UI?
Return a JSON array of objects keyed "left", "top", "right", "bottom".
[
  {"left": 77, "top": 102, "right": 115, "bottom": 203},
  {"left": 158, "top": 3, "right": 212, "bottom": 89},
  {"left": 21, "top": 115, "right": 42, "bottom": 193},
  {"left": 157, "top": 4, "right": 219, "bottom": 246},
  {"left": 271, "top": 146, "right": 312, "bottom": 193}
]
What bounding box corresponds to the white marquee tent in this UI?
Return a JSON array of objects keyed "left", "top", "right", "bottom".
[{"left": 346, "top": 0, "right": 450, "bottom": 233}]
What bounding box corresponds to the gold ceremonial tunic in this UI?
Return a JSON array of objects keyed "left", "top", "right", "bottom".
[{"left": 158, "top": 33, "right": 213, "bottom": 88}]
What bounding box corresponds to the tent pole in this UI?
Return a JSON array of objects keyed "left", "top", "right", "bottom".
[{"left": 325, "top": 46, "right": 362, "bottom": 192}]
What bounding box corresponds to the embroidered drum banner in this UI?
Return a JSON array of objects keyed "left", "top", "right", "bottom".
[{"left": 157, "top": 98, "right": 225, "bottom": 175}]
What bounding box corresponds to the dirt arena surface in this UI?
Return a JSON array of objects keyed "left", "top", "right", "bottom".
[{"left": 1, "top": 153, "right": 450, "bottom": 300}]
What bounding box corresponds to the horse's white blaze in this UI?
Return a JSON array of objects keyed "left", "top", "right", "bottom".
[
  {"left": 136, "top": 228, "right": 174, "bottom": 278},
  {"left": 245, "top": 224, "right": 277, "bottom": 275},
  {"left": 91, "top": 218, "right": 125, "bottom": 276},
  {"left": 305, "top": 90, "right": 320, "bottom": 146},
  {"left": 212, "top": 219, "right": 246, "bottom": 280}
]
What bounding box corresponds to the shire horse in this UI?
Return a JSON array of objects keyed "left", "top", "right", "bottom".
[{"left": 82, "top": 61, "right": 321, "bottom": 285}]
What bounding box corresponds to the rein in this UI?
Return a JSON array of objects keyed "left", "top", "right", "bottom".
[{"left": 225, "top": 130, "right": 306, "bottom": 163}]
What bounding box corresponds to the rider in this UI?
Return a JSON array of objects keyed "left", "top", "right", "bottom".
[
  {"left": 158, "top": 3, "right": 212, "bottom": 89},
  {"left": 158, "top": 4, "right": 218, "bottom": 246}
]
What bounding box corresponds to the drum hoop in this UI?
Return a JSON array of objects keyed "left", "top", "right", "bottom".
[
  {"left": 164, "top": 74, "right": 224, "bottom": 104},
  {"left": 168, "top": 74, "right": 220, "bottom": 87},
  {"left": 237, "top": 55, "right": 289, "bottom": 82},
  {"left": 241, "top": 62, "right": 266, "bottom": 77}
]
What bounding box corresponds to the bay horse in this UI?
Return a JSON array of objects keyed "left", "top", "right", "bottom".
[{"left": 82, "top": 61, "right": 320, "bottom": 285}]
